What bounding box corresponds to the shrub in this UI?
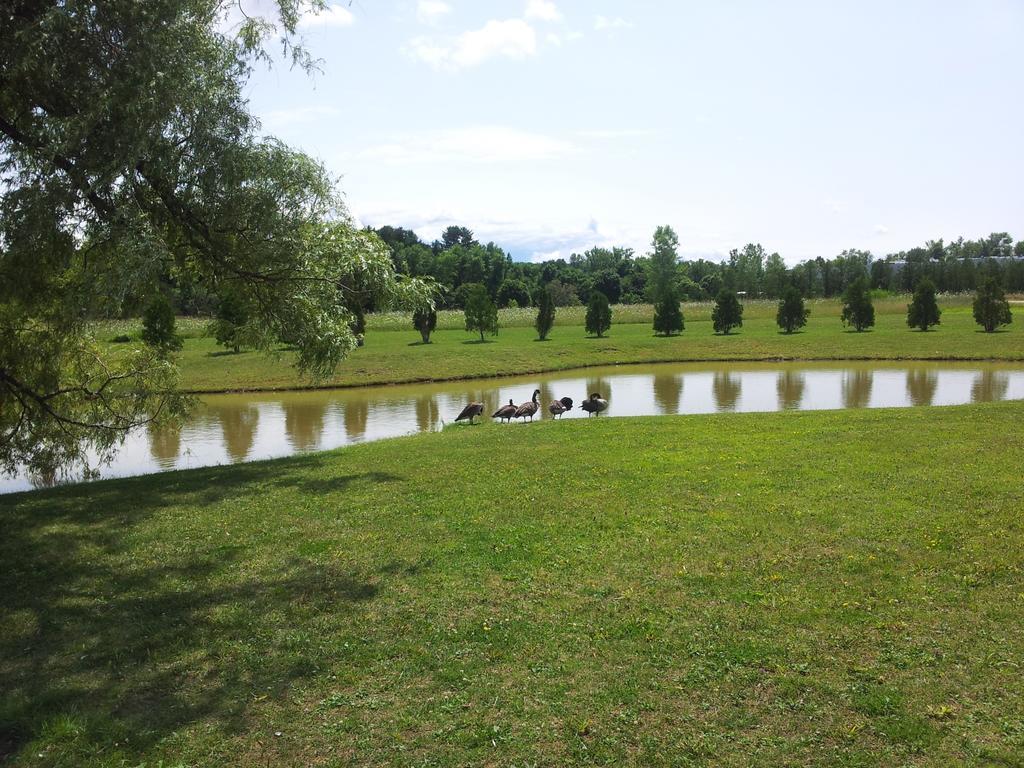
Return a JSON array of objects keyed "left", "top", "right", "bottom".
[
  {"left": 712, "top": 289, "right": 743, "bottom": 334},
  {"left": 412, "top": 307, "right": 437, "bottom": 343},
  {"left": 140, "top": 294, "right": 182, "bottom": 352},
  {"left": 841, "top": 277, "right": 875, "bottom": 332},
  {"left": 906, "top": 278, "right": 941, "bottom": 331},
  {"left": 585, "top": 290, "right": 612, "bottom": 338},
  {"left": 209, "top": 289, "right": 250, "bottom": 353},
  {"left": 535, "top": 286, "right": 556, "bottom": 340},
  {"left": 776, "top": 286, "right": 810, "bottom": 333},
  {"left": 653, "top": 289, "right": 684, "bottom": 336},
  {"left": 973, "top": 277, "right": 1012, "bottom": 333},
  {"left": 463, "top": 284, "right": 498, "bottom": 341}
]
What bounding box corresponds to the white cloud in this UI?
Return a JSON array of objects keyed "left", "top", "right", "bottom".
[
  {"left": 594, "top": 15, "right": 633, "bottom": 31},
  {"left": 525, "top": 0, "right": 562, "bottom": 22},
  {"left": 546, "top": 32, "right": 562, "bottom": 46},
  {"left": 406, "top": 18, "right": 537, "bottom": 71},
  {"left": 360, "top": 125, "right": 576, "bottom": 165},
  {"left": 566, "top": 30, "right": 584, "bottom": 42},
  {"left": 261, "top": 105, "right": 341, "bottom": 129},
  {"left": 874, "top": 224, "right": 890, "bottom": 235},
  {"left": 416, "top": 0, "right": 452, "bottom": 25},
  {"left": 578, "top": 129, "right": 654, "bottom": 139},
  {"left": 299, "top": 3, "right": 354, "bottom": 28}
]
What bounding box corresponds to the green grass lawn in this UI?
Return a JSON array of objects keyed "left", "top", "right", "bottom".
[
  {"left": 101, "top": 296, "right": 1024, "bottom": 392},
  {"left": 3, "top": 402, "right": 1023, "bottom": 766}
]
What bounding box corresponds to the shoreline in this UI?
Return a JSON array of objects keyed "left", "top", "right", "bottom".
[{"left": 183, "top": 353, "right": 1024, "bottom": 395}]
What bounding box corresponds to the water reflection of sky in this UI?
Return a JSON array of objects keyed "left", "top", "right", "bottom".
[{"left": 5, "top": 361, "right": 1024, "bottom": 493}]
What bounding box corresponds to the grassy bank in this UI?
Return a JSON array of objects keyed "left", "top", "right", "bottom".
[
  {"left": 122, "top": 296, "right": 1024, "bottom": 392},
  {"left": 2, "top": 402, "right": 1023, "bottom": 766}
]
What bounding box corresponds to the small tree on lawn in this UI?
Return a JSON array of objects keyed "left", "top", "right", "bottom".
[
  {"left": 776, "top": 286, "right": 810, "bottom": 334},
  {"left": 841, "top": 277, "right": 875, "bottom": 332},
  {"left": 653, "top": 288, "right": 684, "bottom": 336},
  {"left": 585, "top": 290, "right": 612, "bottom": 338},
  {"left": 413, "top": 307, "right": 437, "bottom": 343},
  {"left": 464, "top": 283, "right": 498, "bottom": 341},
  {"left": 210, "top": 289, "right": 251, "bottom": 353},
  {"left": 907, "top": 278, "right": 941, "bottom": 331},
  {"left": 141, "top": 293, "right": 183, "bottom": 353},
  {"left": 973, "top": 277, "right": 1013, "bottom": 332},
  {"left": 712, "top": 289, "right": 743, "bottom": 334},
  {"left": 535, "top": 286, "right": 556, "bottom": 340}
]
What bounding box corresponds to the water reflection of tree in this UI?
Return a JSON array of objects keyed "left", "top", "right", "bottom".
[
  {"left": 712, "top": 372, "right": 741, "bottom": 411},
  {"left": 414, "top": 395, "right": 440, "bottom": 432},
  {"left": 343, "top": 398, "right": 369, "bottom": 441},
  {"left": 842, "top": 370, "right": 873, "bottom": 409},
  {"left": 585, "top": 377, "right": 613, "bottom": 402},
  {"left": 776, "top": 371, "right": 805, "bottom": 411},
  {"left": 652, "top": 374, "right": 683, "bottom": 414},
  {"left": 148, "top": 422, "right": 182, "bottom": 465},
  {"left": 906, "top": 369, "right": 938, "bottom": 407},
  {"left": 219, "top": 405, "right": 260, "bottom": 461},
  {"left": 284, "top": 400, "right": 326, "bottom": 452},
  {"left": 971, "top": 370, "right": 1009, "bottom": 403}
]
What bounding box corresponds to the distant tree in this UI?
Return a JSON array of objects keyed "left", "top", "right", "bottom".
[
  {"left": 776, "top": 286, "right": 810, "bottom": 334},
  {"left": 546, "top": 278, "right": 580, "bottom": 307},
  {"left": 973, "top": 277, "right": 1013, "bottom": 332},
  {"left": 497, "top": 279, "right": 531, "bottom": 308},
  {"left": 141, "top": 294, "right": 183, "bottom": 352},
  {"left": 413, "top": 307, "right": 437, "bottom": 343},
  {"left": 438, "top": 226, "right": 478, "bottom": 251},
  {"left": 840, "top": 277, "right": 875, "bottom": 331},
  {"left": 210, "top": 290, "right": 251, "bottom": 353},
  {"left": 653, "top": 289, "right": 684, "bottom": 336},
  {"left": 712, "top": 289, "right": 743, "bottom": 334},
  {"left": 585, "top": 290, "right": 612, "bottom": 338},
  {"left": 906, "top": 278, "right": 941, "bottom": 331},
  {"left": 463, "top": 283, "right": 498, "bottom": 341},
  {"left": 535, "top": 286, "right": 556, "bottom": 340},
  {"left": 647, "top": 225, "right": 680, "bottom": 303},
  {"left": 591, "top": 269, "right": 622, "bottom": 304}
]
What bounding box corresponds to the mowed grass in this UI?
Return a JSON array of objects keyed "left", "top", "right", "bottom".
[
  {"left": 2, "top": 402, "right": 1023, "bottom": 766},
  {"left": 99, "top": 296, "right": 1024, "bottom": 392}
]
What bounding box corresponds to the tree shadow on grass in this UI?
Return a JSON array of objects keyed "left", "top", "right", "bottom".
[
  {"left": 0, "top": 461, "right": 402, "bottom": 763},
  {"left": 207, "top": 349, "right": 246, "bottom": 357},
  {"left": 407, "top": 340, "right": 432, "bottom": 346},
  {"left": 460, "top": 339, "right": 495, "bottom": 345}
]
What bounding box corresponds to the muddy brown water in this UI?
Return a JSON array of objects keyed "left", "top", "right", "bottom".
[{"left": 5, "top": 360, "right": 1023, "bottom": 493}]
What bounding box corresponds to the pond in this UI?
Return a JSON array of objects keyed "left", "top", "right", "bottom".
[{"left": 4, "top": 360, "right": 1024, "bottom": 493}]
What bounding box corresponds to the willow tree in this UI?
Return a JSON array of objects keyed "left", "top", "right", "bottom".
[{"left": 0, "top": 1, "right": 434, "bottom": 479}]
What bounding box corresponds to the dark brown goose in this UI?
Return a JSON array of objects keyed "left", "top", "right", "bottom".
[
  {"left": 548, "top": 396, "right": 574, "bottom": 418},
  {"left": 492, "top": 398, "right": 517, "bottom": 423},
  {"left": 580, "top": 392, "right": 608, "bottom": 417},
  {"left": 514, "top": 389, "right": 541, "bottom": 422},
  {"left": 454, "top": 401, "right": 485, "bottom": 424}
]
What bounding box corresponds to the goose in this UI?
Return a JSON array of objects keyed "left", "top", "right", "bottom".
[
  {"left": 454, "top": 401, "right": 485, "bottom": 424},
  {"left": 548, "top": 396, "right": 574, "bottom": 418},
  {"left": 580, "top": 392, "right": 608, "bottom": 417},
  {"left": 492, "top": 398, "right": 517, "bottom": 423},
  {"left": 514, "top": 389, "right": 541, "bottom": 422}
]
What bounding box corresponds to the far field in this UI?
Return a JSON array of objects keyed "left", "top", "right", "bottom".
[
  {"left": 2, "top": 402, "right": 1022, "bottom": 766},
  {"left": 100, "top": 295, "right": 1023, "bottom": 392}
]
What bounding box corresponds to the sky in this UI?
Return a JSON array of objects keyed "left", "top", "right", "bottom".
[{"left": 239, "top": 0, "right": 1024, "bottom": 264}]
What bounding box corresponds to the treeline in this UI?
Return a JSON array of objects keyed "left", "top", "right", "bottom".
[
  {"left": 149, "top": 224, "right": 1024, "bottom": 316},
  {"left": 373, "top": 225, "right": 1024, "bottom": 310}
]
